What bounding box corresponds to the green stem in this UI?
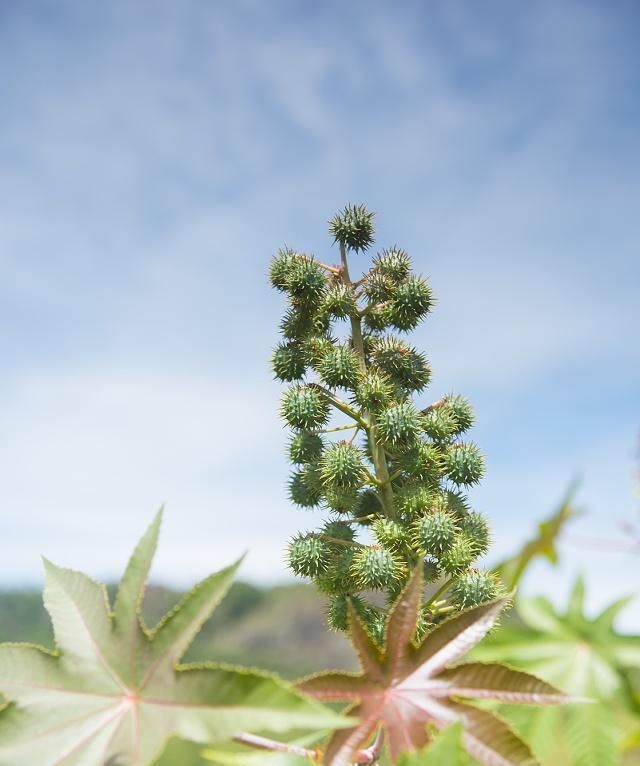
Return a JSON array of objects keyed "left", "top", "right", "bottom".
[
  {"left": 339, "top": 243, "right": 396, "bottom": 519},
  {"left": 319, "top": 534, "right": 365, "bottom": 548},
  {"left": 315, "top": 423, "right": 359, "bottom": 434},
  {"left": 309, "top": 383, "right": 368, "bottom": 428},
  {"left": 425, "top": 578, "right": 454, "bottom": 610}
]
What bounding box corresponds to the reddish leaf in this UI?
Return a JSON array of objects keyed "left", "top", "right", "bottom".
[{"left": 298, "top": 569, "right": 572, "bottom": 766}]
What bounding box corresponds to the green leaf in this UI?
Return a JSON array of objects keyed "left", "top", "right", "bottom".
[
  {"left": 298, "top": 569, "right": 570, "bottom": 766},
  {"left": 0, "top": 512, "right": 349, "bottom": 766},
  {"left": 398, "top": 723, "right": 468, "bottom": 765},
  {"left": 472, "top": 575, "right": 640, "bottom": 763},
  {"left": 493, "top": 485, "right": 578, "bottom": 589}
]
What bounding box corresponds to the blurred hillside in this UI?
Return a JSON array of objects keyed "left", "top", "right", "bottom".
[{"left": 0, "top": 580, "right": 357, "bottom": 680}]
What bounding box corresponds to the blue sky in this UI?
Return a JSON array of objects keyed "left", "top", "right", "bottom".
[{"left": 1, "top": 1, "right": 639, "bottom": 627}]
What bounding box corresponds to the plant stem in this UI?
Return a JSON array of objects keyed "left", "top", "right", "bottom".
[
  {"left": 310, "top": 383, "right": 369, "bottom": 428},
  {"left": 234, "top": 733, "right": 319, "bottom": 759},
  {"left": 339, "top": 242, "right": 396, "bottom": 519},
  {"left": 315, "top": 423, "right": 360, "bottom": 434},
  {"left": 425, "top": 578, "right": 454, "bottom": 610}
]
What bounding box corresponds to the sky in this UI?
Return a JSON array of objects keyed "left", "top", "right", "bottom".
[{"left": 1, "top": 0, "right": 639, "bottom": 628}]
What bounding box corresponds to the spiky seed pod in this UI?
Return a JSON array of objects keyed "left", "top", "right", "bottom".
[
  {"left": 460, "top": 510, "right": 491, "bottom": 556},
  {"left": 362, "top": 271, "right": 395, "bottom": 303},
  {"left": 288, "top": 534, "right": 330, "bottom": 577},
  {"left": 377, "top": 402, "right": 422, "bottom": 447},
  {"left": 353, "top": 489, "right": 382, "bottom": 523},
  {"left": 370, "top": 336, "right": 431, "bottom": 392},
  {"left": 373, "top": 247, "right": 412, "bottom": 281},
  {"left": 363, "top": 304, "right": 392, "bottom": 332},
  {"left": 321, "top": 282, "right": 356, "bottom": 318},
  {"left": 361, "top": 609, "right": 387, "bottom": 647},
  {"left": 271, "top": 342, "right": 306, "bottom": 381},
  {"left": 451, "top": 569, "right": 500, "bottom": 609},
  {"left": 285, "top": 256, "right": 327, "bottom": 307},
  {"left": 280, "top": 307, "right": 315, "bottom": 341},
  {"left": 415, "top": 609, "right": 435, "bottom": 642},
  {"left": 329, "top": 204, "right": 375, "bottom": 253},
  {"left": 318, "top": 346, "right": 360, "bottom": 389},
  {"left": 326, "top": 593, "right": 367, "bottom": 631},
  {"left": 352, "top": 370, "right": 392, "bottom": 412},
  {"left": 321, "top": 442, "right": 365, "bottom": 489},
  {"left": 281, "top": 386, "right": 330, "bottom": 430},
  {"left": 315, "top": 546, "right": 358, "bottom": 595},
  {"left": 422, "top": 408, "right": 457, "bottom": 441},
  {"left": 445, "top": 442, "right": 485, "bottom": 486},
  {"left": 323, "top": 519, "right": 355, "bottom": 542},
  {"left": 395, "top": 484, "right": 433, "bottom": 518},
  {"left": 301, "top": 335, "right": 335, "bottom": 368},
  {"left": 442, "top": 489, "right": 472, "bottom": 517},
  {"left": 351, "top": 546, "right": 404, "bottom": 590},
  {"left": 423, "top": 559, "right": 441, "bottom": 583},
  {"left": 444, "top": 394, "right": 475, "bottom": 435},
  {"left": 324, "top": 486, "right": 359, "bottom": 514},
  {"left": 373, "top": 518, "right": 408, "bottom": 551},
  {"left": 399, "top": 441, "right": 443, "bottom": 483},
  {"left": 269, "top": 247, "right": 299, "bottom": 291},
  {"left": 412, "top": 510, "right": 459, "bottom": 557},
  {"left": 288, "top": 465, "right": 323, "bottom": 508},
  {"left": 387, "top": 276, "right": 434, "bottom": 331},
  {"left": 288, "top": 432, "right": 324, "bottom": 464},
  {"left": 439, "top": 534, "right": 477, "bottom": 575}
]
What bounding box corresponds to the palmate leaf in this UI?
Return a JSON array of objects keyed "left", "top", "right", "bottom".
[
  {"left": 398, "top": 723, "right": 469, "bottom": 765},
  {"left": 0, "top": 512, "right": 348, "bottom": 766},
  {"left": 297, "top": 569, "right": 570, "bottom": 766},
  {"left": 471, "top": 576, "right": 640, "bottom": 765}
]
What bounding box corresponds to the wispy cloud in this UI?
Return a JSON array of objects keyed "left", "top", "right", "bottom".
[{"left": 0, "top": 1, "right": 638, "bottom": 625}]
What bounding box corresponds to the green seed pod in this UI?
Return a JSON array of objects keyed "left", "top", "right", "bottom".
[
  {"left": 359, "top": 607, "right": 387, "bottom": 647},
  {"left": 323, "top": 519, "right": 355, "bottom": 542},
  {"left": 321, "top": 282, "right": 356, "bottom": 318},
  {"left": 387, "top": 276, "right": 433, "bottom": 331},
  {"left": 286, "top": 256, "right": 327, "bottom": 307},
  {"left": 377, "top": 402, "right": 422, "bottom": 447},
  {"left": 271, "top": 342, "right": 306, "bottom": 381},
  {"left": 351, "top": 546, "right": 404, "bottom": 590},
  {"left": 329, "top": 204, "right": 375, "bottom": 253},
  {"left": 439, "top": 534, "right": 477, "bottom": 575},
  {"left": 423, "top": 559, "right": 441, "bottom": 583},
  {"left": 288, "top": 465, "right": 323, "bottom": 508},
  {"left": 396, "top": 484, "right": 433, "bottom": 518},
  {"left": 415, "top": 609, "right": 435, "bottom": 642},
  {"left": 422, "top": 408, "right": 457, "bottom": 441},
  {"left": 288, "top": 431, "right": 324, "bottom": 464},
  {"left": 370, "top": 336, "right": 431, "bottom": 392},
  {"left": 326, "top": 593, "right": 367, "bottom": 631},
  {"left": 353, "top": 489, "right": 382, "bottom": 523},
  {"left": 281, "top": 386, "right": 330, "bottom": 430},
  {"left": 316, "top": 546, "right": 357, "bottom": 595},
  {"left": 451, "top": 569, "right": 500, "bottom": 609},
  {"left": 399, "top": 441, "right": 443, "bottom": 483},
  {"left": 288, "top": 534, "right": 330, "bottom": 577},
  {"left": 412, "top": 510, "right": 459, "bottom": 556},
  {"left": 318, "top": 345, "right": 360, "bottom": 389},
  {"left": 269, "top": 247, "right": 299, "bottom": 291},
  {"left": 301, "top": 335, "right": 336, "bottom": 368},
  {"left": 445, "top": 442, "right": 485, "bottom": 486},
  {"left": 352, "top": 369, "right": 392, "bottom": 412},
  {"left": 444, "top": 394, "right": 475, "bottom": 435},
  {"left": 372, "top": 247, "right": 412, "bottom": 281},
  {"left": 324, "top": 486, "right": 359, "bottom": 514},
  {"left": 363, "top": 271, "right": 395, "bottom": 303},
  {"left": 321, "top": 442, "right": 365, "bottom": 489},
  {"left": 460, "top": 510, "right": 491, "bottom": 556},
  {"left": 363, "top": 304, "right": 392, "bottom": 332},
  {"left": 442, "top": 489, "right": 471, "bottom": 517},
  {"left": 280, "top": 307, "right": 315, "bottom": 341},
  {"left": 373, "top": 518, "right": 408, "bottom": 551}
]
